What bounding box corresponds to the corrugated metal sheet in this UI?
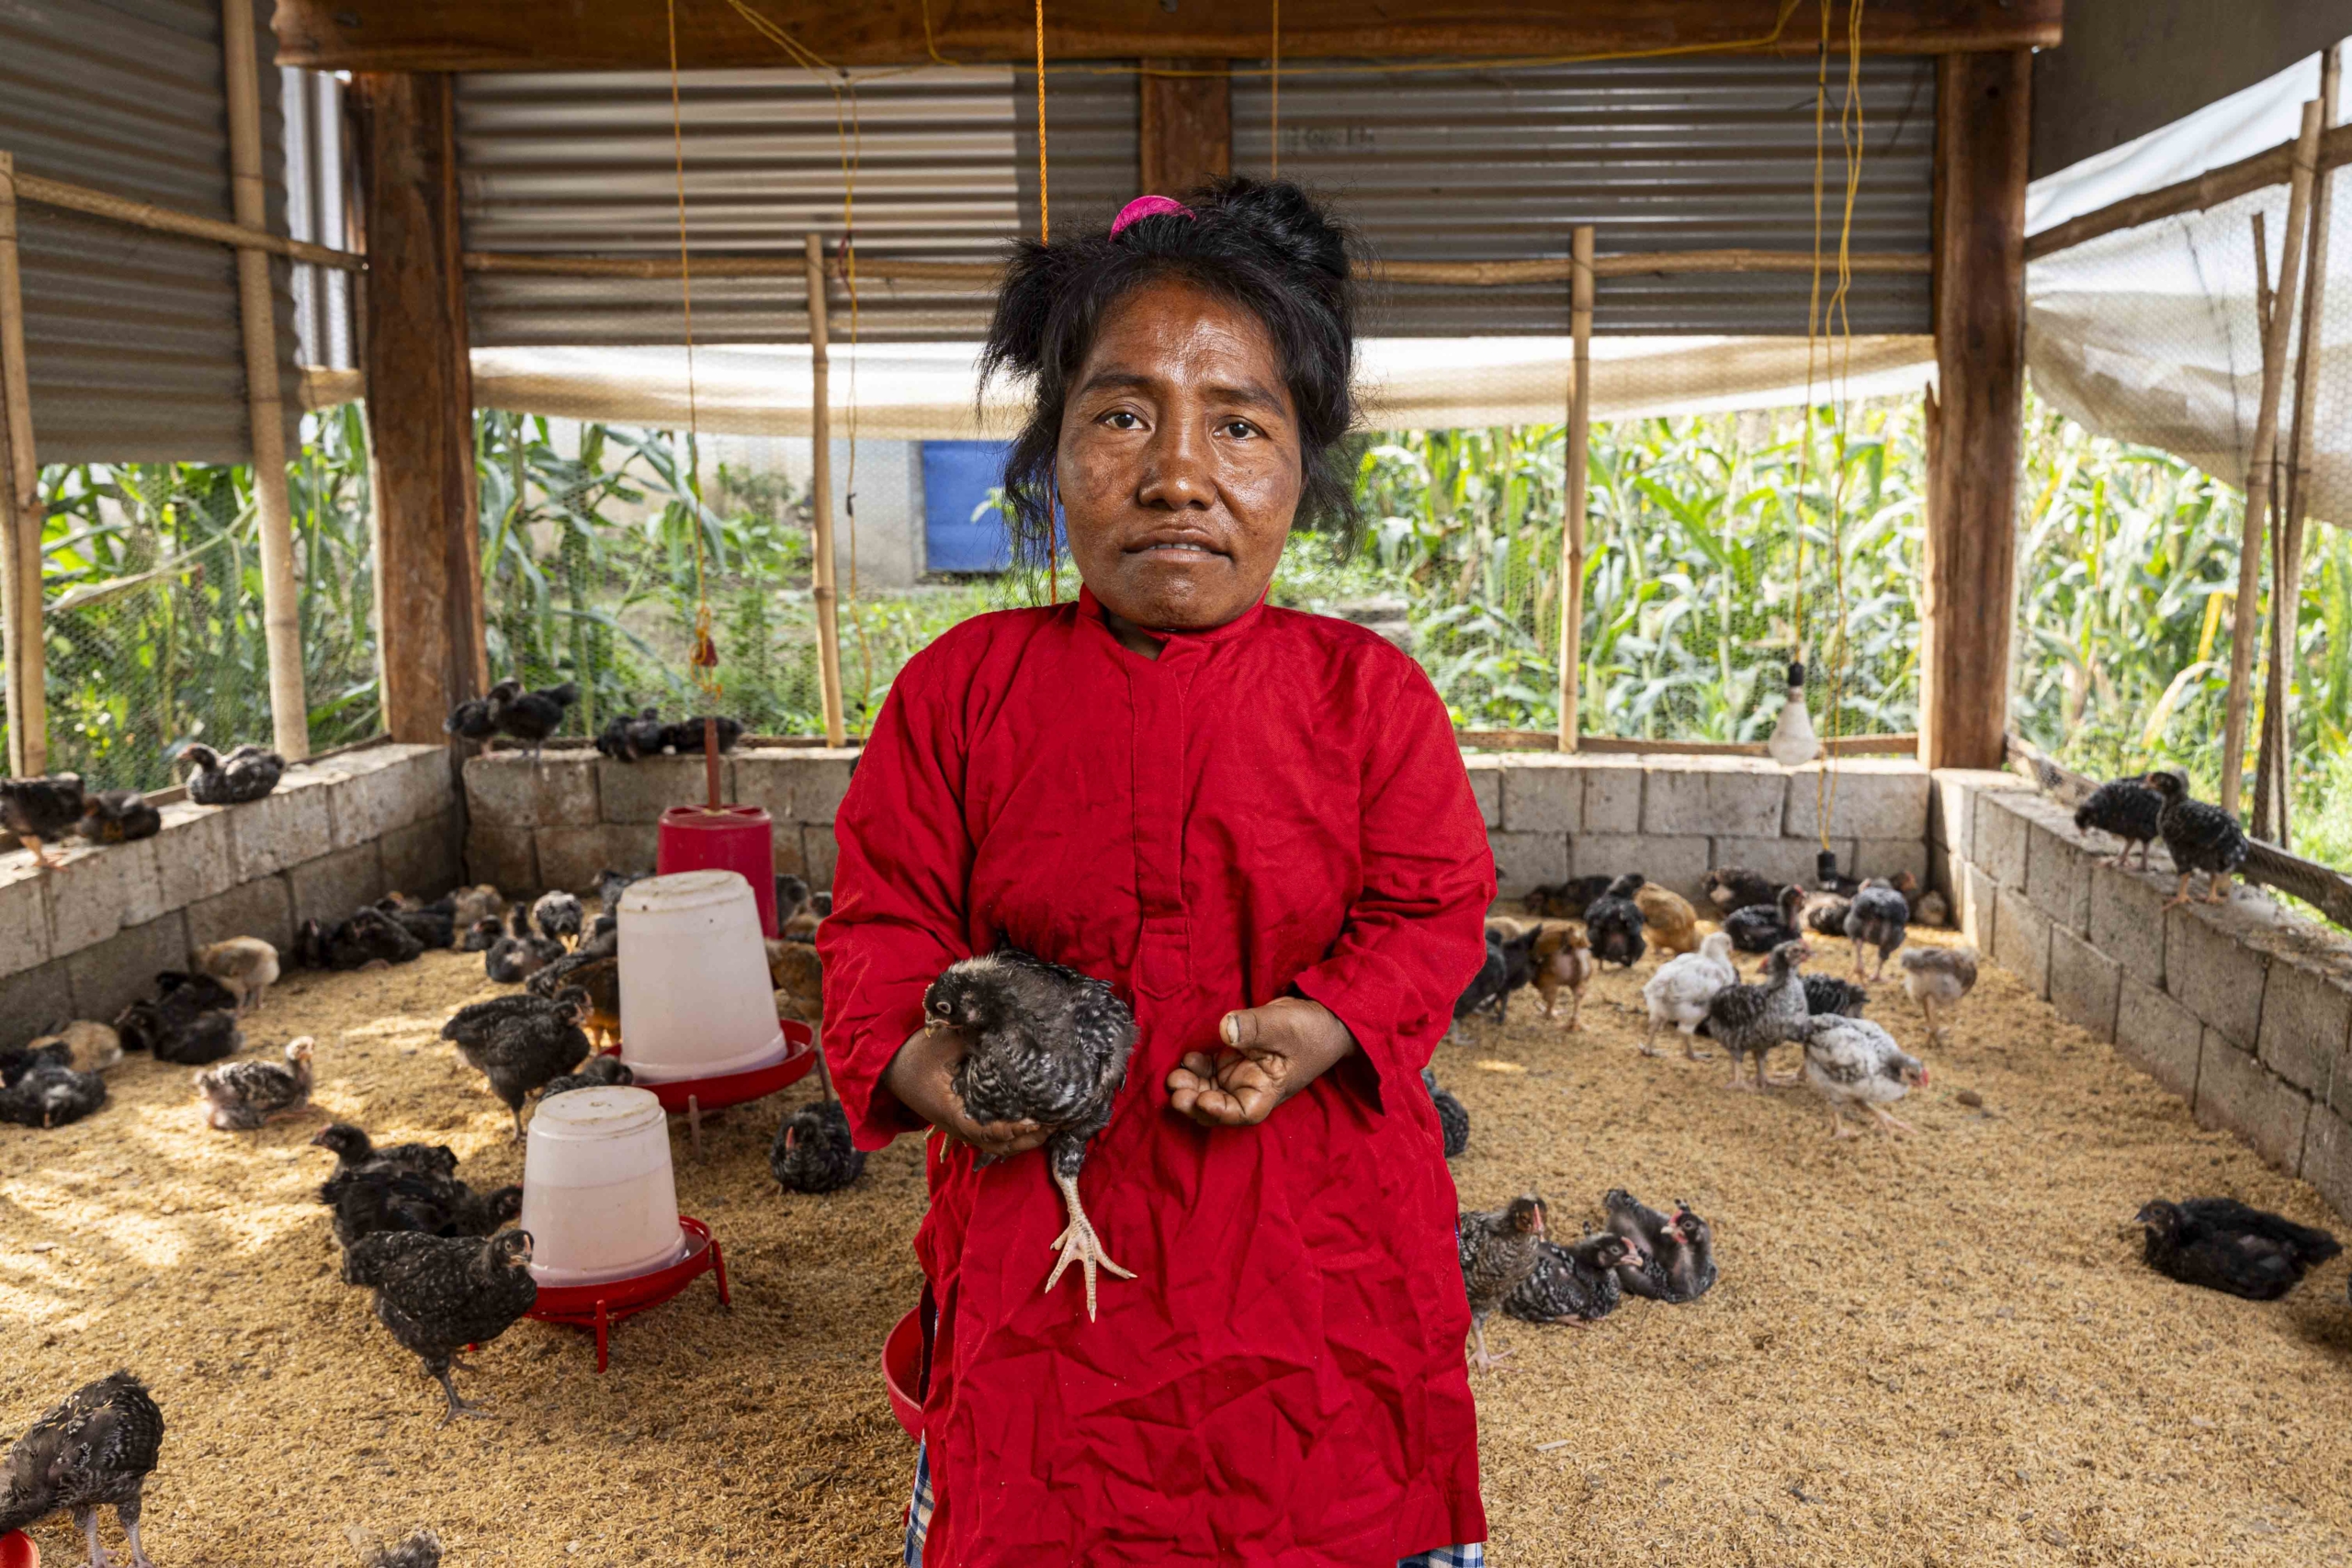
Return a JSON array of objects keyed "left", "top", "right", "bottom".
[
  {"left": 456, "top": 67, "right": 1136, "bottom": 345},
  {"left": 0, "top": 0, "right": 300, "bottom": 463},
  {"left": 1232, "top": 55, "right": 1933, "bottom": 335}
]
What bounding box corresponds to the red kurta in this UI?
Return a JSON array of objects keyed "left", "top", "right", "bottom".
[{"left": 820, "top": 586, "right": 1495, "bottom": 1567}]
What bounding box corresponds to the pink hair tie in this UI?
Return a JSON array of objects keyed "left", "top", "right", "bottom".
[{"left": 1110, "top": 195, "right": 1195, "bottom": 237}]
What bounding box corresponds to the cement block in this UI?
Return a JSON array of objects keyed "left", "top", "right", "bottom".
[
  {"left": 63, "top": 910, "right": 190, "bottom": 1027},
  {"left": 381, "top": 813, "right": 464, "bottom": 901},
  {"left": 185, "top": 876, "right": 295, "bottom": 955},
  {"left": 226, "top": 770, "right": 335, "bottom": 879},
  {"left": 536, "top": 824, "right": 660, "bottom": 897},
  {"left": 1850, "top": 837, "right": 1929, "bottom": 886},
  {"left": 465, "top": 826, "right": 540, "bottom": 897},
  {"left": 288, "top": 843, "right": 388, "bottom": 929},
  {"left": 599, "top": 755, "right": 735, "bottom": 825},
  {"left": 1498, "top": 756, "right": 1582, "bottom": 834},
  {"left": 149, "top": 802, "right": 233, "bottom": 912},
  {"left": 2193, "top": 1031, "right": 2311, "bottom": 1173},
  {"left": 772, "top": 825, "right": 808, "bottom": 879},
  {"left": 2116, "top": 975, "right": 2203, "bottom": 1101},
  {"left": 0, "top": 960, "right": 74, "bottom": 1049},
  {"left": 331, "top": 744, "right": 454, "bottom": 848},
  {"left": 2165, "top": 904, "right": 2270, "bottom": 1052},
  {"left": 2296, "top": 1105, "right": 2352, "bottom": 1216},
  {"left": 44, "top": 839, "right": 161, "bottom": 955},
  {"left": 0, "top": 859, "right": 49, "bottom": 975},
  {"left": 1972, "top": 790, "right": 2032, "bottom": 891},
  {"left": 1994, "top": 885, "right": 2052, "bottom": 998},
  {"left": 463, "top": 753, "right": 599, "bottom": 829},
  {"left": 2023, "top": 807, "right": 2094, "bottom": 937},
  {"left": 1570, "top": 834, "right": 1710, "bottom": 902},
  {"left": 802, "top": 823, "right": 841, "bottom": 890},
  {"left": 1580, "top": 758, "right": 1643, "bottom": 835},
  {"left": 1782, "top": 759, "right": 1931, "bottom": 841},
  {"left": 731, "top": 750, "right": 858, "bottom": 826},
  {"left": 2089, "top": 862, "right": 2169, "bottom": 987},
  {"left": 1462, "top": 759, "right": 1501, "bottom": 830},
  {"left": 2049, "top": 927, "right": 2121, "bottom": 1043},
  {"left": 1710, "top": 835, "right": 1827, "bottom": 893},
  {"left": 2257, "top": 958, "right": 2352, "bottom": 1105},
  {"left": 1641, "top": 759, "right": 1787, "bottom": 839},
  {"left": 1487, "top": 830, "right": 1569, "bottom": 895},
  {"left": 1960, "top": 863, "right": 1999, "bottom": 951},
  {"left": 1929, "top": 769, "right": 2030, "bottom": 855}
]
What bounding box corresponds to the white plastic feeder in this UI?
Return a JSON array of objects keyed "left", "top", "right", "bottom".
[
  {"left": 616, "top": 869, "right": 786, "bottom": 1083},
  {"left": 521, "top": 1085, "right": 686, "bottom": 1287}
]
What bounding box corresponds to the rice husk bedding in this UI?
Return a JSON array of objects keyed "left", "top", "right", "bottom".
[{"left": 5, "top": 926, "right": 2351, "bottom": 1565}]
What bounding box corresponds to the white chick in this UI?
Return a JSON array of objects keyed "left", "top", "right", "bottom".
[
  {"left": 1639, "top": 931, "right": 1736, "bottom": 1059},
  {"left": 194, "top": 935, "right": 281, "bottom": 1014},
  {"left": 1897, "top": 945, "right": 1978, "bottom": 1044},
  {"left": 194, "top": 1035, "right": 315, "bottom": 1130},
  {"left": 1796, "top": 1014, "right": 1927, "bottom": 1137}
]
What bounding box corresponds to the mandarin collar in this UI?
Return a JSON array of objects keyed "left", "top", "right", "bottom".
[{"left": 1075, "top": 582, "right": 1269, "bottom": 655}]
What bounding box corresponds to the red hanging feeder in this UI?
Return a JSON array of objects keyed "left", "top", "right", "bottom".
[
  {"left": 527, "top": 1215, "right": 732, "bottom": 1372},
  {"left": 883, "top": 1305, "right": 926, "bottom": 1440},
  {"left": 656, "top": 803, "right": 780, "bottom": 938}
]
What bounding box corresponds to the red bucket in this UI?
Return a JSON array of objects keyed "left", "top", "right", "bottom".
[
  {"left": 883, "top": 1306, "right": 926, "bottom": 1440},
  {"left": 657, "top": 804, "right": 778, "bottom": 937}
]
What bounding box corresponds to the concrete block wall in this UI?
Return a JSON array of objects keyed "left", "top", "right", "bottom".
[
  {"left": 0, "top": 743, "right": 461, "bottom": 1050},
  {"left": 1934, "top": 770, "right": 2352, "bottom": 1214}
]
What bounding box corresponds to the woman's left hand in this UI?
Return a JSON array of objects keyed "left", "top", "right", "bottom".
[{"left": 1166, "top": 998, "right": 1357, "bottom": 1127}]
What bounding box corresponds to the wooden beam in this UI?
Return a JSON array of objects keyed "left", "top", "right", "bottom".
[
  {"left": 273, "top": 0, "right": 2064, "bottom": 72},
  {"left": 0, "top": 152, "right": 42, "bottom": 776},
  {"left": 1557, "top": 224, "right": 1592, "bottom": 752},
  {"left": 1140, "top": 60, "right": 1231, "bottom": 197},
  {"left": 1918, "top": 50, "right": 2029, "bottom": 773},
  {"left": 807, "top": 234, "right": 847, "bottom": 750},
  {"left": 351, "top": 73, "right": 485, "bottom": 746}
]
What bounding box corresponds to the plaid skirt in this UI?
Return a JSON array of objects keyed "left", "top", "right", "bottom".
[{"left": 903, "top": 1439, "right": 1484, "bottom": 1567}]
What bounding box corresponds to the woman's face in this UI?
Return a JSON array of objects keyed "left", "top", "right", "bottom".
[{"left": 1055, "top": 279, "right": 1303, "bottom": 635}]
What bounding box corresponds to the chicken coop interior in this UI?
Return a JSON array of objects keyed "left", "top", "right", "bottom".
[{"left": 8, "top": 1, "right": 2352, "bottom": 1564}]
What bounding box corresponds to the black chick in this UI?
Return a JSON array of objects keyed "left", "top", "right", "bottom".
[
  {"left": 2143, "top": 770, "right": 2250, "bottom": 908},
  {"left": 332, "top": 1168, "right": 523, "bottom": 1250},
  {"left": 311, "top": 1122, "right": 460, "bottom": 1203},
  {"left": 444, "top": 697, "right": 499, "bottom": 743},
  {"left": 0, "top": 1056, "right": 108, "bottom": 1127},
  {"left": 114, "top": 972, "right": 240, "bottom": 1059},
  {"left": 1704, "top": 865, "right": 1780, "bottom": 916},
  {"left": 531, "top": 891, "right": 583, "bottom": 948},
  {"left": 595, "top": 868, "right": 647, "bottom": 911},
  {"left": 377, "top": 895, "right": 458, "bottom": 952},
  {"left": 181, "top": 743, "right": 285, "bottom": 805},
  {"left": 2075, "top": 777, "right": 2164, "bottom": 870},
  {"left": 1803, "top": 893, "right": 1852, "bottom": 938},
  {"left": 0, "top": 1371, "right": 164, "bottom": 1560},
  {"left": 594, "top": 706, "right": 668, "bottom": 762},
  {"left": 458, "top": 916, "right": 503, "bottom": 953},
  {"left": 1521, "top": 874, "right": 1617, "bottom": 920},
  {"left": 660, "top": 715, "right": 744, "bottom": 755},
  {"left": 487, "top": 678, "right": 578, "bottom": 760},
  {"left": 0, "top": 1041, "right": 70, "bottom": 1088},
  {"left": 1803, "top": 973, "right": 1870, "bottom": 1018},
  {"left": 924, "top": 947, "right": 1137, "bottom": 1318},
  {"left": 342, "top": 1229, "right": 537, "bottom": 1423},
  {"left": 1604, "top": 1190, "right": 1720, "bottom": 1303},
  {"left": 484, "top": 905, "right": 559, "bottom": 985},
  {"left": 1724, "top": 883, "right": 1804, "bottom": 955},
  {"left": 339, "top": 907, "right": 428, "bottom": 970},
  {"left": 537, "top": 1053, "right": 634, "bottom": 1100},
  {"left": 1842, "top": 877, "right": 1911, "bottom": 981},
  {"left": 1451, "top": 931, "right": 1508, "bottom": 1031},
  {"left": 1421, "top": 1066, "right": 1469, "bottom": 1158},
  {"left": 441, "top": 988, "right": 592, "bottom": 1137},
  {"left": 2, "top": 773, "right": 85, "bottom": 867},
  {"left": 770, "top": 1098, "right": 866, "bottom": 1192},
  {"left": 528, "top": 927, "right": 619, "bottom": 1046},
  {"left": 1501, "top": 1233, "right": 1635, "bottom": 1325},
  {"left": 1583, "top": 874, "right": 1647, "bottom": 969},
  {"left": 75, "top": 789, "right": 162, "bottom": 846},
  {"left": 2134, "top": 1198, "right": 2339, "bottom": 1301}
]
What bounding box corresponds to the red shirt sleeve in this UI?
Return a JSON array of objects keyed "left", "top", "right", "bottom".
[
  {"left": 1289, "top": 650, "right": 1495, "bottom": 1113},
  {"left": 816, "top": 641, "right": 976, "bottom": 1149}
]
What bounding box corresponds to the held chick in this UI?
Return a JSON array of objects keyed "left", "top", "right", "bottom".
[
  {"left": 194, "top": 1037, "right": 315, "bottom": 1131},
  {"left": 1639, "top": 931, "right": 1736, "bottom": 1059},
  {"left": 1421, "top": 1066, "right": 1470, "bottom": 1158},
  {"left": 2075, "top": 777, "right": 2165, "bottom": 870},
  {"left": 2143, "top": 770, "right": 2249, "bottom": 908},
  {"left": 0, "top": 1371, "right": 164, "bottom": 1568},
  {"left": 342, "top": 1229, "right": 537, "bottom": 1423},
  {"left": 1842, "top": 877, "right": 1911, "bottom": 981},
  {"left": 1530, "top": 920, "right": 1594, "bottom": 1029},
  {"left": 924, "top": 947, "right": 1137, "bottom": 1319},
  {"left": 1633, "top": 883, "right": 1701, "bottom": 957},
  {"left": 1896, "top": 945, "right": 1977, "bottom": 1044},
  {"left": 75, "top": 789, "right": 162, "bottom": 846},
  {"left": 1501, "top": 1233, "right": 1635, "bottom": 1326},
  {"left": 1458, "top": 1193, "right": 1547, "bottom": 1370},
  {"left": 1, "top": 773, "right": 85, "bottom": 867},
  {"left": 1583, "top": 874, "right": 1647, "bottom": 969},
  {"left": 1705, "top": 939, "right": 1812, "bottom": 1091},
  {"left": 1724, "top": 883, "right": 1804, "bottom": 955},
  {"left": 769, "top": 1098, "right": 866, "bottom": 1193},
  {"left": 2133, "top": 1198, "right": 2340, "bottom": 1301},
  {"left": 440, "top": 989, "right": 592, "bottom": 1138},
  {"left": 1797, "top": 1014, "right": 1927, "bottom": 1137},
  {"left": 192, "top": 936, "right": 280, "bottom": 1014},
  {"left": 180, "top": 743, "right": 285, "bottom": 805}
]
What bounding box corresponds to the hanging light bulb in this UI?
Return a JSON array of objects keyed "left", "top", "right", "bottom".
[{"left": 1767, "top": 659, "right": 1822, "bottom": 768}]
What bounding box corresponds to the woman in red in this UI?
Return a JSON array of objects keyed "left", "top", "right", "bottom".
[{"left": 820, "top": 179, "right": 1494, "bottom": 1567}]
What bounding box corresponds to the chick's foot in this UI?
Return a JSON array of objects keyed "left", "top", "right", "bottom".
[{"left": 1045, "top": 1168, "right": 1134, "bottom": 1321}]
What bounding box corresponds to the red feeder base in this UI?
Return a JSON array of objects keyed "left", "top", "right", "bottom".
[
  {"left": 656, "top": 803, "right": 779, "bottom": 936},
  {"left": 883, "top": 1306, "right": 925, "bottom": 1440},
  {"left": 0, "top": 1530, "right": 36, "bottom": 1568},
  {"left": 527, "top": 1215, "right": 731, "bottom": 1372},
  {"left": 614, "top": 1021, "right": 816, "bottom": 1157}
]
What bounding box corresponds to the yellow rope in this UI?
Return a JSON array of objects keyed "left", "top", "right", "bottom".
[
  {"left": 1815, "top": 0, "right": 1866, "bottom": 850},
  {"left": 918, "top": 0, "right": 959, "bottom": 67},
  {"left": 666, "top": 0, "right": 718, "bottom": 696},
  {"left": 1271, "top": 0, "right": 1281, "bottom": 178}
]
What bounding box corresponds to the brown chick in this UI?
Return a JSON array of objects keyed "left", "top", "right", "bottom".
[
  {"left": 194, "top": 935, "right": 281, "bottom": 1014},
  {"left": 25, "top": 1020, "right": 122, "bottom": 1076},
  {"left": 1632, "top": 883, "right": 1700, "bottom": 957},
  {"left": 766, "top": 937, "right": 824, "bottom": 1026},
  {"left": 1528, "top": 921, "right": 1594, "bottom": 1030}
]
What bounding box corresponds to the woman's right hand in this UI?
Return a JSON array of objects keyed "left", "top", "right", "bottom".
[{"left": 883, "top": 1023, "right": 1051, "bottom": 1159}]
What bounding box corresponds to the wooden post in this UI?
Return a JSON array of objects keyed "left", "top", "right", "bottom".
[
  {"left": 0, "top": 152, "right": 43, "bottom": 776},
  {"left": 2220, "top": 96, "right": 2324, "bottom": 818},
  {"left": 1556, "top": 224, "right": 1593, "bottom": 751},
  {"left": 1919, "top": 51, "right": 2030, "bottom": 773},
  {"left": 351, "top": 73, "right": 487, "bottom": 744},
  {"left": 221, "top": 0, "right": 311, "bottom": 761},
  {"left": 806, "top": 233, "right": 847, "bottom": 749},
  {"left": 1139, "top": 61, "right": 1231, "bottom": 195}
]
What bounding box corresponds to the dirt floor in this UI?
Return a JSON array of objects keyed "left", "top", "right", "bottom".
[{"left": 6, "top": 924, "right": 2352, "bottom": 1567}]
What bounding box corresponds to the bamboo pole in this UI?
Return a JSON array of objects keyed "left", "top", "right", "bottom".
[
  {"left": 2026, "top": 121, "right": 2352, "bottom": 261},
  {"left": 2221, "top": 97, "right": 2324, "bottom": 818},
  {"left": 2256, "top": 46, "right": 2341, "bottom": 847},
  {"left": 14, "top": 170, "right": 361, "bottom": 270},
  {"left": 807, "top": 233, "right": 847, "bottom": 750},
  {"left": 220, "top": 0, "right": 311, "bottom": 761},
  {"left": 0, "top": 152, "right": 43, "bottom": 776},
  {"left": 1556, "top": 224, "right": 1594, "bottom": 752}
]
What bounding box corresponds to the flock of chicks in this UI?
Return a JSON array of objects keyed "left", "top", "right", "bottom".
[
  {"left": 0, "top": 743, "right": 285, "bottom": 866},
  {"left": 441, "top": 676, "right": 748, "bottom": 769}
]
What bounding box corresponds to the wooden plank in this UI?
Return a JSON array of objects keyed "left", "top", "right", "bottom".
[
  {"left": 1140, "top": 60, "right": 1231, "bottom": 196},
  {"left": 1469, "top": 730, "right": 1919, "bottom": 756},
  {"left": 807, "top": 234, "right": 847, "bottom": 750},
  {"left": 351, "top": 73, "right": 486, "bottom": 746},
  {"left": 275, "top": 0, "right": 2063, "bottom": 71},
  {"left": 0, "top": 152, "right": 43, "bottom": 776},
  {"left": 2025, "top": 121, "right": 2352, "bottom": 261},
  {"left": 1918, "top": 51, "right": 2030, "bottom": 773},
  {"left": 1557, "top": 224, "right": 1593, "bottom": 752}
]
